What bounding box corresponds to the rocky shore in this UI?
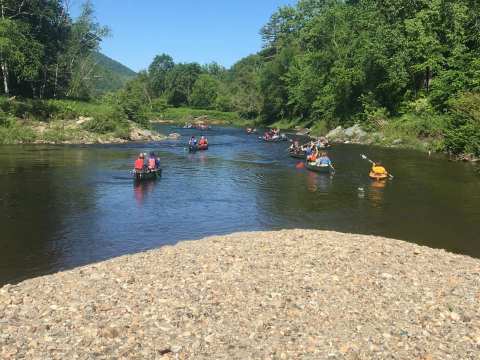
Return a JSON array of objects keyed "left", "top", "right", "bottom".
[
  {"left": 30, "top": 118, "right": 165, "bottom": 145},
  {"left": 1, "top": 230, "right": 479, "bottom": 359}
]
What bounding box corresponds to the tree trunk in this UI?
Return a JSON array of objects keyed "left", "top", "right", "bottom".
[
  {"left": 1, "top": 61, "right": 9, "bottom": 96},
  {"left": 53, "top": 63, "right": 59, "bottom": 98},
  {"left": 0, "top": 1, "right": 9, "bottom": 96},
  {"left": 425, "top": 66, "right": 431, "bottom": 94}
]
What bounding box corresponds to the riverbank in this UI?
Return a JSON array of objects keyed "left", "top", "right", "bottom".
[
  {"left": 1, "top": 230, "right": 479, "bottom": 359},
  {"left": 0, "top": 98, "right": 165, "bottom": 144},
  {"left": 1, "top": 118, "right": 165, "bottom": 145},
  {"left": 273, "top": 106, "right": 480, "bottom": 163}
]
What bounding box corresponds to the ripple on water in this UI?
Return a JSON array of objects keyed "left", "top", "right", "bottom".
[{"left": 0, "top": 127, "right": 479, "bottom": 285}]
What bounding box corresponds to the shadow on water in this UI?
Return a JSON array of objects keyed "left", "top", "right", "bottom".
[{"left": 1, "top": 126, "right": 479, "bottom": 285}]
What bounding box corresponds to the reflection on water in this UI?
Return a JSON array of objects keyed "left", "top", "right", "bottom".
[
  {"left": 369, "top": 180, "right": 387, "bottom": 207},
  {"left": 1, "top": 126, "right": 479, "bottom": 285},
  {"left": 306, "top": 172, "right": 333, "bottom": 193},
  {"left": 134, "top": 180, "right": 158, "bottom": 205}
]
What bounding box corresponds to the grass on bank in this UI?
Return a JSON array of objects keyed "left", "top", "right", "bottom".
[{"left": 0, "top": 97, "right": 132, "bottom": 144}]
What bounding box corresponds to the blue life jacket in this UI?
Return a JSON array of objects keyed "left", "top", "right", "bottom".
[{"left": 318, "top": 156, "right": 331, "bottom": 165}]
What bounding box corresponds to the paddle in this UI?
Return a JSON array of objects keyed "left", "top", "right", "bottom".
[
  {"left": 329, "top": 164, "right": 336, "bottom": 175},
  {"left": 361, "top": 154, "right": 394, "bottom": 179}
]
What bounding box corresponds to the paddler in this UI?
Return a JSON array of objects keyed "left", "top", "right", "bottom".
[
  {"left": 315, "top": 152, "right": 332, "bottom": 167},
  {"left": 147, "top": 152, "right": 158, "bottom": 170},
  {"left": 289, "top": 140, "right": 300, "bottom": 152},
  {"left": 199, "top": 136, "right": 208, "bottom": 146},
  {"left": 371, "top": 161, "right": 389, "bottom": 176},
  {"left": 134, "top": 153, "right": 145, "bottom": 171},
  {"left": 189, "top": 136, "right": 197, "bottom": 146},
  {"left": 306, "top": 144, "right": 318, "bottom": 163}
]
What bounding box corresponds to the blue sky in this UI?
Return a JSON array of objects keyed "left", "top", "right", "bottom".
[{"left": 72, "top": 0, "right": 296, "bottom": 71}]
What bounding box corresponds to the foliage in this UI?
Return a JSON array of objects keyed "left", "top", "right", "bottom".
[
  {"left": 0, "top": 0, "right": 110, "bottom": 99},
  {"left": 149, "top": 54, "right": 174, "bottom": 96},
  {"left": 189, "top": 74, "right": 218, "bottom": 109},
  {"left": 117, "top": 72, "right": 151, "bottom": 125},
  {"left": 0, "top": 117, "right": 36, "bottom": 144},
  {"left": 444, "top": 93, "right": 480, "bottom": 156},
  {"left": 214, "top": 0, "right": 480, "bottom": 156},
  {"left": 164, "top": 63, "right": 202, "bottom": 106},
  {"left": 82, "top": 110, "right": 130, "bottom": 138}
]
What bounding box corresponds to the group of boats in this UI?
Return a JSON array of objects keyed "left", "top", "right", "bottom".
[
  {"left": 260, "top": 129, "right": 289, "bottom": 142},
  {"left": 132, "top": 127, "right": 391, "bottom": 182},
  {"left": 183, "top": 122, "right": 211, "bottom": 130},
  {"left": 287, "top": 139, "right": 391, "bottom": 180}
]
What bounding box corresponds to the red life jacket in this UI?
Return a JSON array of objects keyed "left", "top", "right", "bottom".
[
  {"left": 134, "top": 158, "right": 144, "bottom": 170},
  {"left": 148, "top": 158, "right": 156, "bottom": 169}
]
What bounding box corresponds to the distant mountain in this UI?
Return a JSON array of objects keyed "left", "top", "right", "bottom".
[{"left": 92, "top": 52, "right": 137, "bottom": 95}]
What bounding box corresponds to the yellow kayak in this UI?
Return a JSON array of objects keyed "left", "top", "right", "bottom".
[{"left": 369, "top": 171, "right": 388, "bottom": 180}]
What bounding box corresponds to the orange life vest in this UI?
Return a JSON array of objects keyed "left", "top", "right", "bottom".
[{"left": 134, "top": 158, "right": 144, "bottom": 170}]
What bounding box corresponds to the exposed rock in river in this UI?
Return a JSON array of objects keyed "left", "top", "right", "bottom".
[
  {"left": 1, "top": 230, "right": 479, "bottom": 359},
  {"left": 326, "top": 124, "right": 369, "bottom": 144}
]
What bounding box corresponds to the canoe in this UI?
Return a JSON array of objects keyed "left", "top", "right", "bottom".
[
  {"left": 305, "top": 162, "right": 332, "bottom": 174},
  {"left": 261, "top": 135, "right": 288, "bottom": 142},
  {"left": 317, "top": 143, "right": 331, "bottom": 149},
  {"left": 289, "top": 150, "right": 306, "bottom": 159},
  {"left": 188, "top": 145, "right": 198, "bottom": 153},
  {"left": 133, "top": 168, "right": 162, "bottom": 181},
  {"left": 198, "top": 144, "right": 208, "bottom": 151},
  {"left": 369, "top": 171, "right": 388, "bottom": 180}
]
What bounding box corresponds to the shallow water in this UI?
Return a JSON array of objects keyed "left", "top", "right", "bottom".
[{"left": 1, "top": 125, "right": 479, "bottom": 285}]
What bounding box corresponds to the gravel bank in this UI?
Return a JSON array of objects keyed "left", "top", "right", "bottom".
[{"left": 1, "top": 230, "right": 479, "bottom": 359}]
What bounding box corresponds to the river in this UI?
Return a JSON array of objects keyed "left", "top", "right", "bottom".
[{"left": 1, "top": 125, "right": 479, "bottom": 285}]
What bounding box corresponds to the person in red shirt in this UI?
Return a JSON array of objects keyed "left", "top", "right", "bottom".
[{"left": 134, "top": 153, "right": 145, "bottom": 171}]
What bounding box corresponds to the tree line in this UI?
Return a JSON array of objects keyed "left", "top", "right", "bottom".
[{"left": 0, "top": 0, "right": 107, "bottom": 99}]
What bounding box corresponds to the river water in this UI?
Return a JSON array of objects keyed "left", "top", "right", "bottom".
[{"left": 1, "top": 125, "right": 479, "bottom": 285}]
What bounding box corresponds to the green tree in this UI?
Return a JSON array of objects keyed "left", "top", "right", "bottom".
[
  {"left": 0, "top": 18, "right": 42, "bottom": 96},
  {"left": 164, "top": 62, "right": 201, "bottom": 106},
  {"left": 148, "top": 53, "right": 174, "bottom": 96},
  {"left": 189, "top": 74, "right": 218, "bottom": 109},
  {"left": 118, "top": 71, "right": 151, "bottom": 125},
  {"left": 63, "top": 1, "right": 109, "bottom": 100}
]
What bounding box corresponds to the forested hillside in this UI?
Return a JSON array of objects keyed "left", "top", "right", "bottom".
[{"left": 92, "top": 52, "right": 136, "bottom": 95}]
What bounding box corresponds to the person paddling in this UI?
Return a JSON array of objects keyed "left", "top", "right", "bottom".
[
  {"left": 307, "top": 145, "right": 318, "bottom": 163},
  {"left": 199, "top": 136, "right": 208, "bottom": 146},
  {"left": 189, "top": 136, "right": 197, "bottom": 146},
  {"left": 316, "top": 152, "right": 332, "bottom": 167},
  {"left": 134, "top": 153, "right": 145, "bottom": 172},
  {"left": 289, "top": 140, "right": 301, "bottom": 152},
  {"left": 371, "top": 161, "right": 389, "bottom": 177},
  {"left": 148, "top": 152, "right": 158, "bottom": 170}
]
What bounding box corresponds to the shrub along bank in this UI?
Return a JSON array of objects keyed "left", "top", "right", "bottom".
[{"left": 0, "top": 97, "right": 161, "bottom": 144}]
